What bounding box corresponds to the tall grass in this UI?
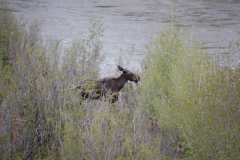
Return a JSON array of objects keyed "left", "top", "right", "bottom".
[{"left": 141, "top": 28, "right": 240, "bottom": 160}]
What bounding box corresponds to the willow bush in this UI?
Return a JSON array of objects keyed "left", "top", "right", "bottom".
[
  {"left": 0, "top": 9, "right": 103, "bottom": 159},
  {"left": 1, "top": 5, "right": 239, "bottom": 160},
  {"left": 0, "top": 9, "right": 159, "bottom": 160},
  {"left": 141, "top": 28, "right": 240, "bottom": 160},
  {"left": 0, "top": 11, "right": 63, "bottom": 159}
]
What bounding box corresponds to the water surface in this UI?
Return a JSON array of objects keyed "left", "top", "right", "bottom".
[{"left": 4, "top": 0, "right": 240, "bottom": 73}]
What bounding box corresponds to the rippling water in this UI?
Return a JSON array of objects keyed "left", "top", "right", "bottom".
[{"left": 3, "top": 0, "right": 240, "bottom": 73}]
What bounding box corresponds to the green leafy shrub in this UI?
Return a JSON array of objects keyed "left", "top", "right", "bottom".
[
  {"left": 2, "top": 3, "right": 239, "bottom": 160},
  {"left": 141, "top": 28, "right": 240, "bottom": 160}
]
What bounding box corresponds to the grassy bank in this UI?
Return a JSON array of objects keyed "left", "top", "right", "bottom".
[{"left": 0, "top": 8, "right": 240, "bottom": 160}]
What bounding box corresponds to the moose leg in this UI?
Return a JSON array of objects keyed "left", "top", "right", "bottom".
[
  {"left": 110, "top": 93, "right": 119, "bottom": 103},
  {"left": 80, "top": 91, "right": 89, "bottom": 99}
]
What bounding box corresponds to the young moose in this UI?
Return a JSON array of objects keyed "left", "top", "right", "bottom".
[{"left": 76, "top": 65, "right": 140, "bottom": 103}]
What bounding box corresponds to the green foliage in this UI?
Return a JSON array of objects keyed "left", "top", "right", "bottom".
[
  {"left": 1, "top": 9, "right": 156, "bottom": 160},
  {"left": 1, "top": 4, "right": 240, "bottom": 160},
  {"left": 0, "top": 20, "right": 62, "bottom": 159},
  {"left": 141, "top": 28, "right": 240, "bottom": 160},
  {"left": 0, "top": 9, "right": 13, "bottom": 67}
]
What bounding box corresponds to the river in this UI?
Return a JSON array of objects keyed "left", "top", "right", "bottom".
[{"left": 3, "top": 0, "right": 240, "bottom": 74}]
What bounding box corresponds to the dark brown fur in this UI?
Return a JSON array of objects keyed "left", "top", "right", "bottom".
[{"left": 76, "top": 65, "right": 140, "bottom": 103}]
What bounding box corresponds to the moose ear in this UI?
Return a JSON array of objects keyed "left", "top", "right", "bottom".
[{"left": 117, "top": 65, "right": 124, "bottom": 72}]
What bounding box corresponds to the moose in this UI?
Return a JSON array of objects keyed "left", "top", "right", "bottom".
[{"left": 76, "top": 65, "right": 140, "bottom": 103}]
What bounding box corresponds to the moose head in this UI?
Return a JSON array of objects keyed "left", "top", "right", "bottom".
[{"left": 117, "top": 65, "right": 140, "bottom": 83}]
